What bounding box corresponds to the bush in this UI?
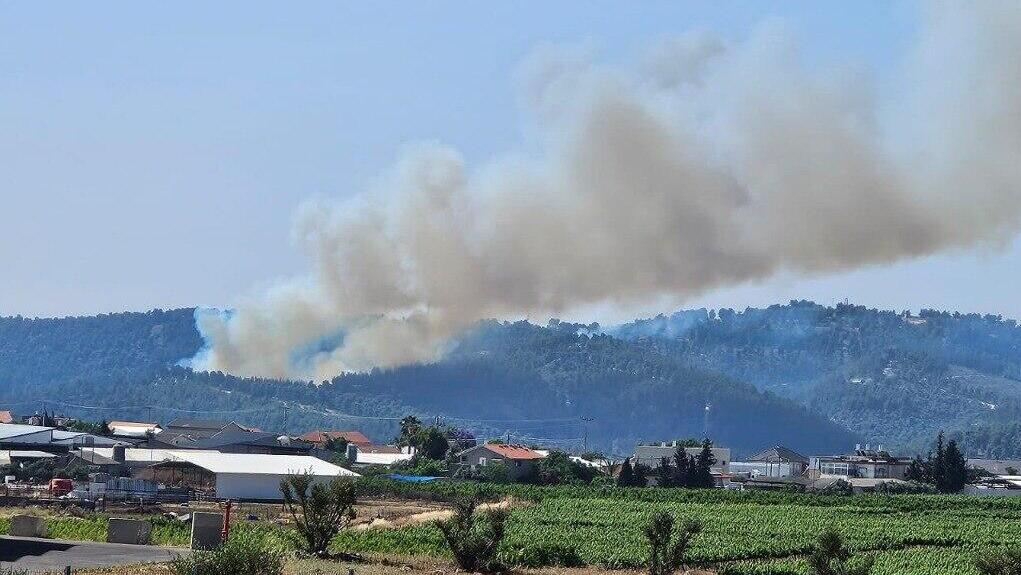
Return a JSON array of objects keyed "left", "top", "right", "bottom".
[
  {"left": 280, "top": 473, "right": 356, "bottom": 558},
  {"left": 645, "top": 510, "right": 701, "bottom": 575},
  {"left": 976, "top": 548, "right": 1021, "bottom": 575},
  {"left": 170, "top": 530, "right": 283, "bottom": 575},
  {"left": 435, "top": 492, "right": 508, "bottom": 573},
  {"left": 808, "top": 528, "right": 873, "bottom": 575}
]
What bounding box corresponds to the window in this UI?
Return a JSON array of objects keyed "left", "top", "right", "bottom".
[
  {"left": 820, "top": 462, "right": 850, "bottom": 476},
  {"left": 480, "top": 457, "right": 487, "bottom": 467}
]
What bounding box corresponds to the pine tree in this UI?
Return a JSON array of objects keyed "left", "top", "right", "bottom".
[
  {"left": 942, "top": 440, "right": 968, "bottom": 493},
  {"left": 618, "top": 458, "right": 636, "bottom": 487},
  {"left": 692, "top": 438, "right": 716, "bottom": 488},
  {"left": 655, "top": 457, "right": 674, "bottom": 487},
  {"left": 672, "top": 445, "right": 690, "bottom": 487}
]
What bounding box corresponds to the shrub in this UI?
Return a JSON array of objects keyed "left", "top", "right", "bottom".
[
  {"left": 808, "top": 528, "right": 873, "bottom": 575},
  {"left": 280, "top": 473, "right": 356, "bottom": 558},
  {"left": 645, "top": 510, "right": 701, "bottom": 575},
  {"left": 170, "top": 529, "right": 283, "bottom": 575},
  {"left": 435, "top": 492, "right": 508, "bottom": 573},
  {"left": 976, "top": 548, "right": 1021, "bottom": 575}
]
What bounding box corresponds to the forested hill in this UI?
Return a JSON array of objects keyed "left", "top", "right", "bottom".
[
  {"left": 5, "top": 302, "right": 1021, "bottom": 456},
  {"left": 0, "top": 308, "right": 856, "bottom": 457},
  {"left": 614, "top": 301, "right": 1021, "bottom": 456}
]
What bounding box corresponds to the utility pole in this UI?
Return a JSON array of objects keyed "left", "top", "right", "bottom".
[
  {"left": 703, "top": 403, "right": 712, "bottom": 439},
  {"left": 580, "top": 417, "right": 594, "bottom": 453}
]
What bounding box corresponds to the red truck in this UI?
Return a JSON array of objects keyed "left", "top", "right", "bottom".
[{"left": 49, "top": 478, "right": 73, "bottom": 497}]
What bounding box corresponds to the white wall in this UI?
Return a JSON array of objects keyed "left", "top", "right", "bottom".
[{"left": 214, "top": 473, "right": 336, "bottom": 501}]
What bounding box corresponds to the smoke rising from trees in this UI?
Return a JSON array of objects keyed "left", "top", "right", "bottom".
[{"left": 190, "top": 2, "right": 1021, "bottom": 380}]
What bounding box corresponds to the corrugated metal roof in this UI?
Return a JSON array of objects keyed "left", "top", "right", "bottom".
[
  {"left": 0, "top": 423, "right": 53, "bottom": 440},
  {"left": 165, "top": 451, "right": 359, "bottom": 477}
]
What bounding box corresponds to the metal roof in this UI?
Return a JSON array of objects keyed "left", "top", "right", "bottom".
[
  {"left": 162, "top": 451, "right": 359, "bottom": 477},
  {"left": 0, "top": 423, "right": 53, "bottom": 441},
  {"left": 747, "top": 445, "right": 809, "bottom": 464}
]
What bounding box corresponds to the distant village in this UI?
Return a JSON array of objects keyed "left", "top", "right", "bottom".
[{"left": 2, "top": 407, "right": 1019, "bottom": 503}]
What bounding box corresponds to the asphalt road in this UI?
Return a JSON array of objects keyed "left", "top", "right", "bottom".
[{"left": 0, "top": 536, "right": 186, "bottom": 573}]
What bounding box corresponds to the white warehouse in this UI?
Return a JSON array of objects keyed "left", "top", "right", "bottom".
[{"left": 137, "top": 451, "right": 359, "bottom": 501}]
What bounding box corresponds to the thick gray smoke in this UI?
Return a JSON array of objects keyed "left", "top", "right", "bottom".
[{"left": 191, "top": 2, "right": 1021, "bottom": 380}]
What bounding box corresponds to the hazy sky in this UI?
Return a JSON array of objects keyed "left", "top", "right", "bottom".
[{"left": 3, "top": 1, "right": 1019, "bottom": 321}]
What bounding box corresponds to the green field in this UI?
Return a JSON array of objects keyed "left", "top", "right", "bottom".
[
  {"left": 3, "top": 481, "right": 1019, "bottom": 574},
  {"left": 343, "top": 479, "right": 1021, "bottom": 574}
]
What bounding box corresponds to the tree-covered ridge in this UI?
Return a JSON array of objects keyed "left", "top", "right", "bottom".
[
  {"left": 0, "top": 307, "right": 855, "bottom": 456},
  {"left": 615, "top": 301, "right": 1021, "bottom": 455}
]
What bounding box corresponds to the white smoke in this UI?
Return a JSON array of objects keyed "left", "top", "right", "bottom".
[{"left": 191, "top": 2, "right": 1021, "bottom": 380}]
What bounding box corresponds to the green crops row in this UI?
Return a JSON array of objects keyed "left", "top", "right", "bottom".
[{"left": 344, "top": 478, "right": 1021, "bottom": 574}]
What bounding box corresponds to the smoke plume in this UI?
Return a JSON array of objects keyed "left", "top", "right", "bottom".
[{"left": 191, "top": 2, "right": 1021, "bottom": 380}]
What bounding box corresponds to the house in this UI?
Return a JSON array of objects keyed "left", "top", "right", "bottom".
[
  {"left": 967, "top": 459, "right": 1021, "bottom": 477},
  {"left": 300, "top": 430, "right": 372, "bottom": 449},
  {"left": 730, "top": 446, "right": 809, "bottom": 478},
  {"left": 346, "top": 444, "right": 415, "bottom": 467},
  {"left": 135, "top": 451, "right": 358, "bottom": 501},
  {"left": 155, "top": 419, "right": 255, "bottom": 444},
  {"left": 166, "top": 429, "right": 314, "bottom": 455},
  {"left": 809, "top": 446, "right": 912, "bottom": 480},
  {"left": 457, "top": 444, "right": 545, "bottom": 481},
  {"left": 0, "top": 411, "right": 14, "bottom": 424},
  {"left": 107, "top": 421, "right": 162, "bottom": 440},
  {"left": 632, "top": 442, "right": 731, "bottom": 473}
]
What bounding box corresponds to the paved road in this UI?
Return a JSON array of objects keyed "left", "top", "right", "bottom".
[{"left": 0, "top": 536, "right": 186, "bottom": 573}]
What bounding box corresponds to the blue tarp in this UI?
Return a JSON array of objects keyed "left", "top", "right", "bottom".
[{"left": 383, "top": 474, "right": 440, "bottom": 482}]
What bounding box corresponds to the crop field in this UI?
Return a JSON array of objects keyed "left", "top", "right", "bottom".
[
  {"left": 3, "top": 481, "right": 1019, "bottom": 574},
  {"left": 341, "top": 479, "right": 1021, "bottom": 574}
]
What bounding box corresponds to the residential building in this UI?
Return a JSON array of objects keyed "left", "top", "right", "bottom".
[
  {"left": 135, "top": 451, "right": 358, "bottom": 500},
  {"left": 809, "top": 446, "right": 911, "bottom": 479},
  {"left": 632, "top": 442, "right": 731, "bottom": 473},
  {"left": 300, "top": 430, "right": 372, "bottom": 449},
  {"left": 730, "top": 445, "right": 809, "bottom": 478},
  {"left": 346, "top": 443, "right": 415, "bottom": 467},
  {"left": 967, "top": 459, "right": 1021, "bottom": 477},
  {"left": 0, "top": 411, "right": 14, "bottom": 425},
  {"left": 107, "top": 421, "right": 162, "bottom": 440},
  {"left": 457, "top": 444, "right": 545, "bottom": 481}
]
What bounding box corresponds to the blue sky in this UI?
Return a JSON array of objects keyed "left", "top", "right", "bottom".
[{"left": 2, "top": 1, "right": 1018, "bottom": 320}]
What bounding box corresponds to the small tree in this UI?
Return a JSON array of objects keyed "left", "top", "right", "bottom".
[
  {"left": 807, "top": 528, "right": 873, "bottom": 575},
  {"left": 975, "top": 548, "right": 1021, "bottom": 575},
  {"left": 279, "top": 472, "right": 356, "bottom": 558},
  {"left": 645, "top": 510, "right": 701, "bottom": 575},
  {"left": 435, "top": 492, "right": 508, "bottom": 573}
]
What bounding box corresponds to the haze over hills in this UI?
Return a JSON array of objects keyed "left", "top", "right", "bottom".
[{"left": 2, "top": 301, "right": 1021, "bottom": 457}]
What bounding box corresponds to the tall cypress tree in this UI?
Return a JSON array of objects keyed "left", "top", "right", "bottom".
[
  {"left": 942, "top": 440, "right": 968, "bottom": 493},
  {"left": 673, "top": 445, "right": 690, "bottom": 487},
  {"left": 618, "top": 458, "right": 635, "bottom": 487},
  {"left": 655, "top": 457, "right": 674, "bottom": 487},
  {"left": 693, "top": 438, "right": 717, "bottom": 488}
]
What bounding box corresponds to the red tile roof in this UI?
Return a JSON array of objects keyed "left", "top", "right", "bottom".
[
  {"left": 299, "top": 430, "right": 372, "bottom": 446},
  {"left": 483, "top": 444, "right": 544, "bottom": 460},
  {"left": 0, "top": 411, "right": 13, "bottom": 424}
]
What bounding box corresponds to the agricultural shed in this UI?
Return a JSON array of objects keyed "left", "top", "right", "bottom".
[{"left": 137, "top": 451, "right": 358, "bottom": 501}]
